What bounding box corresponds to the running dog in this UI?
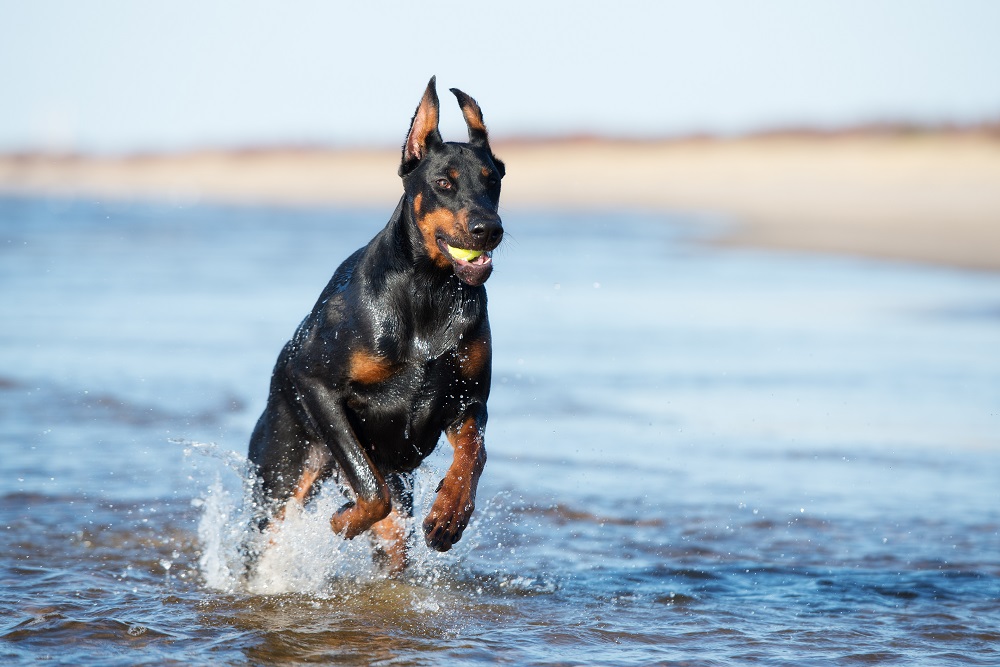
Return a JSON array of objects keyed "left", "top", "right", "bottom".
[{"left": 247, "top": 77, "right": 503, "bottom": 572}]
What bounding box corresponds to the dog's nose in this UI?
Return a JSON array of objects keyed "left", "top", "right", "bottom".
[{"left": 469, "top": 217, "right": 503, "bottom": 246}]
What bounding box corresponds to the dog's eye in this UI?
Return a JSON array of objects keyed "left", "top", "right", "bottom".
[{"left": 435, "top": 178, "right": 452, "bottom": 190}]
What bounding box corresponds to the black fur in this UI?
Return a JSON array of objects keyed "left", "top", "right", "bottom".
[{"left": 247, "top": 77, "right": 503, "bottom": 558}]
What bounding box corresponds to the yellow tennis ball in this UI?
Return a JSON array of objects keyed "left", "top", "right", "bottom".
[{"left": 447, "top": 245, "right": 484, "bottom": 262}]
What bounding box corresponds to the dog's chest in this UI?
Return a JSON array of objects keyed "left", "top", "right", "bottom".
[
  {"left": 350, "top": 330, "right": 468, "bottom": 409},
  {"left": 346, "top": 347, "right": 469, "bottom": 470},
  {"left": 336, "top": 277, "right": 487, "bottom": 470}
]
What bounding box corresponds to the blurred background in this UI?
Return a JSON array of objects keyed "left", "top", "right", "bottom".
[
  {"left": 2, "top": 0, "right": 999, "bottom": 152},
  {"left": 2, "top": 0, "right": 999, "bottom": 268},
  {"left": 2, "top": 3, "right": 1000, "bottom": 664}
]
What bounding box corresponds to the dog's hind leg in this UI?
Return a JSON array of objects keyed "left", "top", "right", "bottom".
[
  {"left": 370, "top": 473, "right": 414, "bottom": 574},
  {"left": 289, "top": 442, "right": 333, "bottom": 507},
  {"left": 242, "top": 441, "right": 333, "bottom": 577}
]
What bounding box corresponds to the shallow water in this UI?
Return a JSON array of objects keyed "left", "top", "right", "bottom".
[{"left": 1, "top": 196, "right": 999, "bottom": 666}]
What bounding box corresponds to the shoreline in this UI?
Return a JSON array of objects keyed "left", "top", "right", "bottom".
[{"left": 3, "top": 133, "right": 1000, "bottom": 271}]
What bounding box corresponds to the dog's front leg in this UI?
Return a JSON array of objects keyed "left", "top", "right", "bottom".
[
  {"left": 423, "top": 414, "right": 487, "bottom": 551},
  {"left": 293, "top": 375, "right": 392, "bottom": 539}
]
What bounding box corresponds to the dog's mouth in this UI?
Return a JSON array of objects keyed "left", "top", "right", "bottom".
[
  {"left": 444, "top": 244, "right": 488, "bottom": 263},
  {"left": 438, "top": 240, "right": 494, "bottom": 286}
]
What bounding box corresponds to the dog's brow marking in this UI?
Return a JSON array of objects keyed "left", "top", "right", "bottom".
[{"left": 349, "top": 350, "right": 397, "bottom": 384}]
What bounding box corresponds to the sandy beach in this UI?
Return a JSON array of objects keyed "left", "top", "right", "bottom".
[{"left": 2, "top": 132, "right": 999, "bottom": 271}]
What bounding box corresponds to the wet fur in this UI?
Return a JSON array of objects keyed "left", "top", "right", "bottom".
[{"left": 247, "top": 77, "right": 504, "bottom": 572}]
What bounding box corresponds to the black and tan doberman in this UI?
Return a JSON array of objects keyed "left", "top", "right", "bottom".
[{"left": 247, "top": 77, "right": 504, "bottom": 572}]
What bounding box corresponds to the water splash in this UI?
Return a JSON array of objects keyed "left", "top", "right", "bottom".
[{"left": 183, "top": 440, "right": 505, "bottom": 597}]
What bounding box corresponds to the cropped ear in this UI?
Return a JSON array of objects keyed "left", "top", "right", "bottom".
[
  {"left": 400, "top": 76, "right": 442, "bottom": 176},
  {"left": 450, "top": 88, "right": 491, "bottom": 148},
  {"left": 451, "top": 87, "right": 504, "bottom": 177}
]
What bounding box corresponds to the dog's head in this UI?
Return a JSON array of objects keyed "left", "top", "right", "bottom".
[{"left": 400, "top": 77, "right": 505, "bottom": 287}]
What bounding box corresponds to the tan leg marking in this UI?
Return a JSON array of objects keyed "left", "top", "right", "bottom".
[
  {"left": 423, "top": 416, "right": 486, "bottom": 551},
  {"left": 371, "top": 507, "right": 410, "bottom": 575}
]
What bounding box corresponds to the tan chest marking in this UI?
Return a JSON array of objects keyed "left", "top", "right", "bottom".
[
  {"left": 349, "top": 350, "right": 397, "bottom": 384},
  {"left": 457, "top": 336, "right": 490, "bottom": 379}
]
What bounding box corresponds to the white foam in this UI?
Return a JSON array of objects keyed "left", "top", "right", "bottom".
[{"left": 187, "top": 441, "right": 487, "bottom": 597}]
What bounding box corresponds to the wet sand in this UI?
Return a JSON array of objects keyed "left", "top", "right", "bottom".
[{"left": 2, "top": 132, "right": 999, "bottom": 270}]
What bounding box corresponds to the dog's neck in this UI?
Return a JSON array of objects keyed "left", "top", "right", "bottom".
[{"left": 357, "top": 196, "right": 487, "bottom": 354}]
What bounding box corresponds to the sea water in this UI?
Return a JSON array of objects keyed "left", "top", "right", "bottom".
[{"left": 1, "top": 196, "right": 998, "bottom": 665}]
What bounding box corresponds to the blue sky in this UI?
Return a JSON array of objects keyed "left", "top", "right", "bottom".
[{"left": 2, "top": 0, "right": 999, "bottom": 153}]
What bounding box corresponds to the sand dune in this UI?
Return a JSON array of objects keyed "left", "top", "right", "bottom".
[{"left": 2, "top": 133, "right": 999, "bottom": 270}]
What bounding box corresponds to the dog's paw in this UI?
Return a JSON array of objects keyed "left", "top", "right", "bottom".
[
  {"left": 330, "top": 496, "right": 391, "bottom": 540},
  {"left": 422, "top": 480, "right": 475, "bottom": 552}
]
